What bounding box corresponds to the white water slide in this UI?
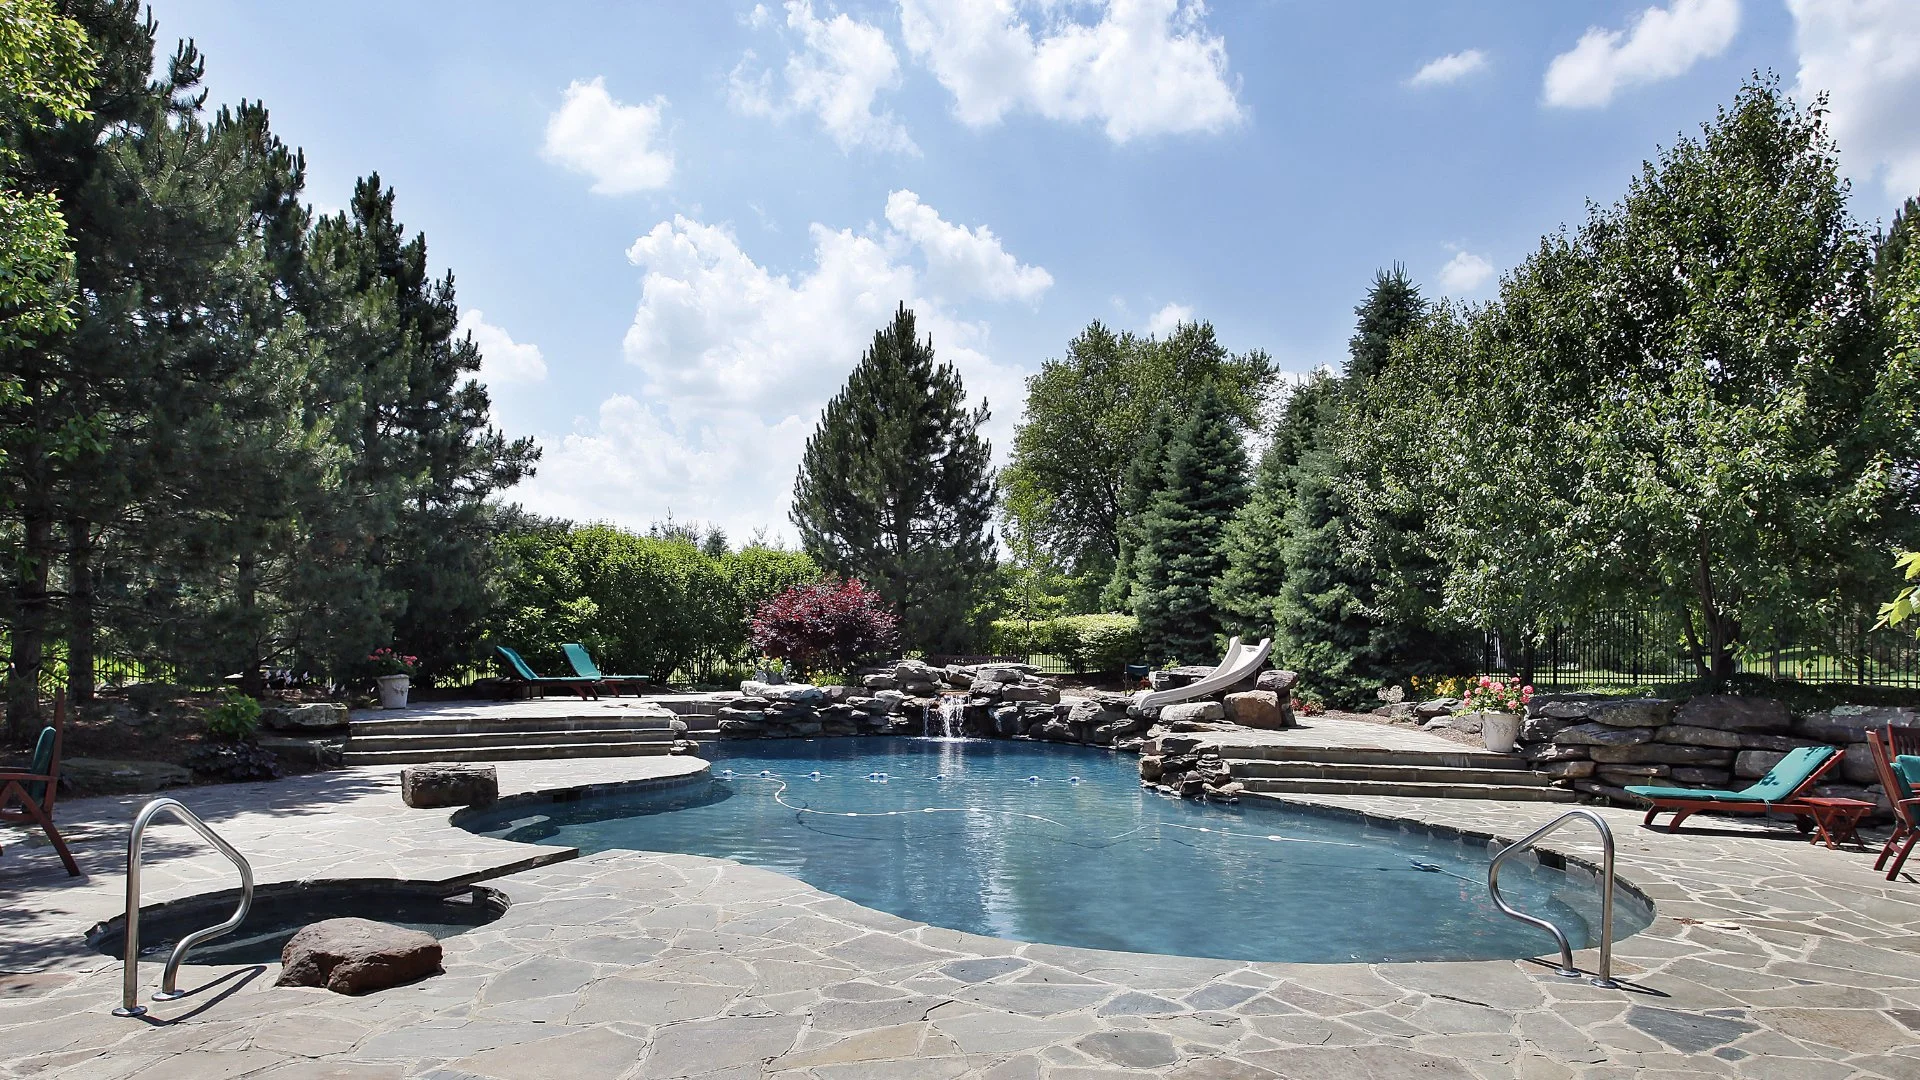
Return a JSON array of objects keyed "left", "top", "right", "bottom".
[{"left": 1131, "top": 635, "right": 1274, "bottom": 710}]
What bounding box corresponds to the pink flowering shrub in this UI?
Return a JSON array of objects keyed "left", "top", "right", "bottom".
[
  {"left": 749, "top": 578, "right": 899, "bottom": 677},
  {"left": 1457, "top": 676, "right": 1533, "bottom": 715}
]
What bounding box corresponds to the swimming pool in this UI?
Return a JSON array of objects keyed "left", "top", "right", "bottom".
[{"left": 461, "top": 738, "right": 1652, "bottom": 964}]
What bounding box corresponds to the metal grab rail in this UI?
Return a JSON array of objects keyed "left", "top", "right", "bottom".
[
  {"left": 1487, "top": 808, "right": 1619, "bottom": 989},
  {"left": 113, "top": 797, "right": 255, "bottom": 1017}
]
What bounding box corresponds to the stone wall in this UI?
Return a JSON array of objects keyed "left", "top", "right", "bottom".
[{"left": 1519, "top": 694, "right": 1914, "bottom": 810}]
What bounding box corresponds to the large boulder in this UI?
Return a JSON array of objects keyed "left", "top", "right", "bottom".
[
  {"left": 999, "top": 683, "right": 1061, "bottom": 705},
  {"left": 260, "top": 702, "right": 348, "bottom": 732},
  {"left": 278, "top": 918, "right": 442, "bottom": 994},
  {"left": 1587, "top": 700, "right": 1671, "bottom": 728},
  {"left": 1656, "top": 724, "right": 1743, "bottom": 748},
  {"left": 1587, "top": 743, "right": 1730, "bottom": 765},
  {"left": 975, "top": 665, "right": 1030, "bottom": 684},
  {"left": 1798, "top": 706, "right": 1918, "bottom": 745},
  {"left": 1161, "top": 701, "right": 1225, "bottom": 724},
  {"left": 63, "top": 758, "right": 192, "bottom": 795},
  {"left": 741, "top": 681, "right": 827, "bottom": 706},
  {"left": 1672, "top": 695, "right": 1791, "bottom": 733},
  {"left": 1255, "top": 669, "right": 1298, "bottom": 696},
  {"left": 401, "top": 763, "right": 498, "bottom": 809},
  {"left": 1552, "top": 723, "right": 1655, "bottom": 747},
  {"left": 1224, "top": 691, "right": 1289, "bottom": 730}
]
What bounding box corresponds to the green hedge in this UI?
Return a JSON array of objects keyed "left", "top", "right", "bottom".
[
  {"left": 989, "top": 614, "right": 1141, "bottom": 673},
  {"left": 490, "top": 525, "right": 820, "bottom": 684}
]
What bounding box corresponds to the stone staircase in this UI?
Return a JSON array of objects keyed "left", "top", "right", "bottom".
[
  {"left": 1221, "top": 744, "right": 1577, "bottom": 802},
  {"left": 342, "top": 709, "right": 686, "bottom": 766}
]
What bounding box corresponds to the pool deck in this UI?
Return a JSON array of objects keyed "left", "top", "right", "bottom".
[{"left": 3, "top": 749, "right": 1919, "bottom": 1078}]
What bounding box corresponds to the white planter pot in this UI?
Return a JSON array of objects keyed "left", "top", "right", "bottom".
[
  {"left": 1480, "top": 710, "right": 1521, "bottom": 754},
  {"left": 376, "top": 674, "right": 411, "bottom": 709}
]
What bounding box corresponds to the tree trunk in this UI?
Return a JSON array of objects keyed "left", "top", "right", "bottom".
[
  {"left": 237, "top": 552, "right": 265, "bottom": 695},
  {"left": 66, "top": 518, "right": 95, "bottom": 706},
  {"left": 1691, "top": 531, "right": 1738, "bottom": 688},
  {"left": 6, "top": 511, "right": 55, "bottom": 742}
]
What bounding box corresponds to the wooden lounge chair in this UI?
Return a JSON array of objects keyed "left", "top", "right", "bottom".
[
  {"left": 1626, "top": 745, "right": 1841, "bottom": 834},
  {"left": 561, "top": 643, "right": 651, "bottom": 696},
  {"left": 1868, "top": 727, "right": 1920, "bottom": 880},
  {"left": 0, "top": 699, "right": 80, "bottom": 877},
  {"left": 495, "top": 645, "right": 601, "bottom": 700}
]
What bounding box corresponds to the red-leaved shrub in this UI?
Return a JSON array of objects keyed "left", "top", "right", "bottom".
[{"left": 750, "top": 578, "right": 899, "bottom": 676}]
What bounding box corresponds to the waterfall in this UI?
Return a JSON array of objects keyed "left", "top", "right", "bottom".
[{"left": 926, "top": 693, "right": 966, "bottom": 739}]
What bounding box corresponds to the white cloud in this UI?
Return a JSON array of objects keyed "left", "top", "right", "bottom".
[
  {"left": 883, "top": 190, "right": 1053, "bottom": 303},
  {"left": 730, "top": 0, "right": 917, "bottom": 154},
  {"left": 513, "top": 195, "right": 1042, "bottom": 541},
  {"left": 459, "top": 310, "right": 548, "bottom": 385},
  {"left": 1145, "top": 301, "right": 1193, "bottom": 335},
  {"left": 1409, "top": 49, "right": 1488, "bottom": 87},
  {"left": 897, "top": 0, "right": 1244, "bottom": 142},
  {"left": 542, "top": 77, "right": 674, "bottom": 194},
  {"left": 1788, "top": 0, "right": 1920, "bottom": 202},
  {"left": 1543, "top": 0, "right": 1740, "bottom": 109},
  {"left": 1437, "top": 251, "right": 1494, "bottom": 293}
]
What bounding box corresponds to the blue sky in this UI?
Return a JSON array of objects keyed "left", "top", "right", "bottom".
[{"left": 146, "top": 0, "right": 1920, "bottom": 542}]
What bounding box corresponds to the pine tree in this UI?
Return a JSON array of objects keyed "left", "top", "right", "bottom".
[
  {"left": 1101, "top": 406, "right": 1175, "bottom": 612},
  {"left": 791, "top": 304, "right": 997, "bottom": 653},
  {"left": 302, "top": 176, "right": 539, "bottom": 680},
  {"left": 1213, "top": 373, "right": 1342, "bottom": 638},
  {"left": 1133, "top": 383, "right": 1249, "bottom": 663},
  {"left": 1346, "top": 264, "right": 1424, "bottom": 382}
]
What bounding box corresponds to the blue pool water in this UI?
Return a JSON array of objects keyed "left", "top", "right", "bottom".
[{"left": 461, "top": 738, "right": 1652, "bottom": 963}]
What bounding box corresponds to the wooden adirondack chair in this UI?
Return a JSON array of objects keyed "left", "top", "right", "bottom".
[
  {"left": 1868, "top": 726, "right": 1920, "bottom": 880},
  {"left": 0, "top": 694, "right": 80, "bottom": 876}
]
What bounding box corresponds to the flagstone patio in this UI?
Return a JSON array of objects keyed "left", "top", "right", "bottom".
[{"left": 3, "top": 751, "right": 1919, "bottom": 1079}]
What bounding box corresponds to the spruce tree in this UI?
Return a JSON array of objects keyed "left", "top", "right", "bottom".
[
  {"left": 1346, "top": 264, "right": 1425, "bottom": 382},
  {"left": 1213, "top": 373, "right": 1341, "bottom": 638},
  {"left": 1101, "top": 406, "right": 1174, "bottom": 611},
  {"left": 1133, "top": 383, "right": 1248, "bottom": 663},
  {"left": 791, "top": 304, "right": 996, "bottom": 654}
]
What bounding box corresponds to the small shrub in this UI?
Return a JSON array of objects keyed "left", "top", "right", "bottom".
[
  {"left": 988, "top": 614, "right": 1141, "bottom": 672},
  {"left": 1293, "top": 686, "right": 1326, "bottom": 715},
  {"left": 750, "top": 578, "right": 899, "bottom": 677},
  {"left": 184, "top": 742, "right": 283, "bottom": 783},
  {"left": 203, "top": 693, "right": 262, "bottom": 741}
]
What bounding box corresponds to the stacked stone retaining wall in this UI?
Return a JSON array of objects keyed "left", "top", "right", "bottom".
[{"left": 1520, "top": 694, "right": 1914, "bottom": 810}]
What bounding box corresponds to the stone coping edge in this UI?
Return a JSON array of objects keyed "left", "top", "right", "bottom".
[
  {"left": 1243, "top": 791, "right": 1660, "bottom": 915},
  {"left": 444, "top": 760, "right": 713, "bottom": 840}
]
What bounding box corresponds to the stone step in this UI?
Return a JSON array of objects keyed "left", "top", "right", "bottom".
[
  {"left": 1237, "top": 777, "right": 1577, "bottom": 802},
  {"left": 348, "top": 713, "right": 679, "bottom": 738},
  {"left": 1203, "top": 743, "right": 1531, "bottom": 771},
  {"left": 345, "top": 727, "right": 676, "bottom": 753},
  {"left": 341, "top": 740, "right": 677, "bottom": 766},
  {"left": 1229, "top": 760, "right": 1559, "bottom": 787}
]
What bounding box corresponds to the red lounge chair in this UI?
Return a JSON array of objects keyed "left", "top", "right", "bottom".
[
  {"left": 1626, "top": 745, "right": 1841, "bottom": 833},
  {"left": 1868, "top": 727, "right": 1920, "bottom": 880},
  {"left": 0, "top": 696, "right": 80, "bottom": 877}
]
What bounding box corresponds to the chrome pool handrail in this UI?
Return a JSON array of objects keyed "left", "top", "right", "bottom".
[
  {"left": 113, "top": 797, "right": 255, "bottom": 1017},
  {"left": 1487, "top": 807, "right": 1619, "bottom": 989}
]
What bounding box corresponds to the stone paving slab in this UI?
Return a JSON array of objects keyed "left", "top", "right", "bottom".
[
  {"left": 4, "top": 755, "right": 1920, "bottom": 1078},
  {"left": 0, "top": 757, "right": 705, "bottom": 974},
  {"left": 358, "top": 698, "right": 718, "bottom": 725}
]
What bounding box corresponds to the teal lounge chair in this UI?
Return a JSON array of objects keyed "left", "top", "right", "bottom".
[
  {"left": 1626, "top": 745, "right": 1841, "bottom": 833},
  {"left": 0, "top": 723, "right": 80, "bottom": 876},
  {"left": 495, "top": 645, "right": 601, "bottom": 700},
  {"left": 561, "top": 643, "right": 651, "bottom": 696}
]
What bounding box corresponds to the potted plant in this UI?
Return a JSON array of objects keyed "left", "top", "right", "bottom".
[
  {"left": 369, "top": 648, "right": 418, "bottom": 709},
  {"left": 1457, "top": 676, "right": 1533, "bottom": 753}
]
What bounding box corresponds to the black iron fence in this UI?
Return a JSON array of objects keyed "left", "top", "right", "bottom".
[{"left": 1478, "top": 609, "right": 1920, "bottom": 690}]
